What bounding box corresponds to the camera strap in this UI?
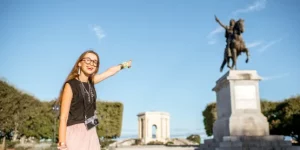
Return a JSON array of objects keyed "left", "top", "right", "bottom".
[
  {"left": 79, "top": 82, "right": 88, "bottom": 119},
  {"left": 78, "top": 80, "right": 99, "bottom": 130},
  {"left": 78, "top": 81, "right": 96, "bottom": 120}
]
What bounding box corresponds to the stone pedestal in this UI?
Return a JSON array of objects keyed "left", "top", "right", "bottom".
[
  {"left": 199, "top": 70, "right": 298, "bottom": 150},
  {"left": 212, "top": 70, "right": 269, "bottom": 142}
]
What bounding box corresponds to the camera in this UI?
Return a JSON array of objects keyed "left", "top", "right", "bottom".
[{"left": 84, "top": 115, "right": 99, "bottom": 130}]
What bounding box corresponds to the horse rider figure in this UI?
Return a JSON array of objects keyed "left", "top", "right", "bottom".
[{"left": 215, "top": 15, "right": 236, "bottom": 58}]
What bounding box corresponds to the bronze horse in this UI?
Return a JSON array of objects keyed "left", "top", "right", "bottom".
[{"left": 220, "top": 19, "right": 250, "bottom": 72}]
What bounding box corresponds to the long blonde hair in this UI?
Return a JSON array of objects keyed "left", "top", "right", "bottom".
[{"left": 57, "top": 50, "right": 100, "bottom": 103}]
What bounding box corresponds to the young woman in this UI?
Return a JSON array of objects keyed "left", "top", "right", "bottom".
[{"left": 57, "top": 50, "right": 132, "bottom": 150}]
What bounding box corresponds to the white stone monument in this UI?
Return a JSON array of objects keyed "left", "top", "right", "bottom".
[
  {"left": 199, "top": 70, "right": 297, "bottom": 150},
  {"left": 212, "top": 70, "right": 269, "bottom": 141},
  {"left": 137, "top": 111, "right": 170, "bottom": 144}
]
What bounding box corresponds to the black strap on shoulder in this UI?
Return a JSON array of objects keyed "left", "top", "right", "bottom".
[
  {"left": 89, "top": 77, "right": 97, "bottom": 110},
  {"left": 78, "top": 82, "right": 87, "bottom": 119},
  {"left": 79, "top": 80, "right": 97, "bottom": 119}
]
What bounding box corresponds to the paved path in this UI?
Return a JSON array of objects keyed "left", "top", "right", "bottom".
[{"left": 110, "top": 145, "right": 198, "bottom": 150}]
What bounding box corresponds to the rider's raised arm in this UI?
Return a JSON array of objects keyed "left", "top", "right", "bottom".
[
  {"left": 217, "top": 20, "right": 227, "bottom": 29},
  {"left": 215, "top": 15, "right": 227, "bottom": 30}
]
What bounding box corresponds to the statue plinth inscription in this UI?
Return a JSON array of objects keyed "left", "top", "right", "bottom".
[{"left": 234, "top": 85, "right": 257, "bottom": 109}]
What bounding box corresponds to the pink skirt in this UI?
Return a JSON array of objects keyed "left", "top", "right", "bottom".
[{"left": 66, "top": 123, "right": 101, "bottom": 150}]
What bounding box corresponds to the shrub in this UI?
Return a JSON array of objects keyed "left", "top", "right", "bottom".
[
  {"left": 165, "top": 141, "right": 174, "bottom": 145},
  {"left": 187, "top": 134, "right": 200, "bottom": 144},
  {"left": 96, "top": 101, "right": 124, "bottom": 139},
  {"left": 6, "top": 140, "right": 19, "bottom": 148},
  {"left": 100, "top": 139, "right": 116, "bottom": 148},
  {"left": 147, "top": 140, "right": 164, "bottom": 145},
  {"left": 133, "top": 139, "right": 141, "bottom": 145}
]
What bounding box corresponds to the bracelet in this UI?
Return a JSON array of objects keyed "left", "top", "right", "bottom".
[
  {"left": 120, "top": 62, "right": 129, "bottom": 70},
  {"left": 57, "top": 142, "right": 67, "bottom": 147},
  {"left": 119, "top": 64, "right": 124, "bottom": 70}
]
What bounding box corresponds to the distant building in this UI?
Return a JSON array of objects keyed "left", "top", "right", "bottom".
[{"left": 137, "top": 111, "right": 170, "bottom": 144}]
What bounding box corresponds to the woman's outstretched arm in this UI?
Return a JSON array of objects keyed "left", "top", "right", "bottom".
[
  {"left": 93, "top": 60, "right": 132, "bottom": 84},
  {"left": 58, "top": 83, "right": 73, "bottom": 149}
]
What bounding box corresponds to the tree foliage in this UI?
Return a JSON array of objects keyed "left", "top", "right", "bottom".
[
  {"left": 272, "top": 96, "right": 300, "bottom": 142},
  {"left": 0, "top": 80, "right": 22, "bottom": 134},
  {"left": 202, "top": 102, "right": 216, "bottom": 136},
  {"left": 202, "top": 95, "right": 300, "bottom": 143},
  {"left": 260, "top": 100, "right": 281, "bottom": 135},
  {"left": 0, "top": 80, "right": 55, "bottom": 140}
]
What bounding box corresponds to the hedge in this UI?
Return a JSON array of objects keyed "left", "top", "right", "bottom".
[{"left": 96, "top": 101, "right": 124, "bottom": 139}]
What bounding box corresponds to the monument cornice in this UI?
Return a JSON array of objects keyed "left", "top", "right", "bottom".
[{"left": 212, "top": 70, "right": 262, "bottom": 92}]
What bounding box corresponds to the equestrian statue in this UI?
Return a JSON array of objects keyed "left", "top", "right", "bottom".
[{"left": 215, "top": 15, "right": 250, "bottom": 72}]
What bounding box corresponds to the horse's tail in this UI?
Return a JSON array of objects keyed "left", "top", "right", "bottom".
[{"left": 220, "top": 58, "right": 226, "bottom": 72}]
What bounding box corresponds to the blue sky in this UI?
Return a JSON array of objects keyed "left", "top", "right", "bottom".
[{"left": 0, "top": 0, "right": 299, "bottom": 140}]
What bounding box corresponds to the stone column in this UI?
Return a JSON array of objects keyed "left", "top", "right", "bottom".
[
  {"left": 141, "top": 118, "right": 144, "bottom": 138},
  {"left": 146, "top": 119, "right": 149, "bottom": 137},
  {"left": 165, "top": 118, "right": 167, "bottom": 138},
  {"left": 161, "top": 118, "right": 163, "bottom": 138},
  {"left": 138, "top": 118, "right": 141, "bottom": 138}
]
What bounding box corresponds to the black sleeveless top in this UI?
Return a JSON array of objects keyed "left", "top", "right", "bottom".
[{"left": 65, "top": 78, "right": 97, "bottom": 126}]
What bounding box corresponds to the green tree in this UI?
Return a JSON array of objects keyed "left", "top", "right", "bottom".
[
  {"left": 0, "top": 80, "right": 28, "bottom": 140},
  {"left": 20, "top": 100, "right": 55, "bottom": 139},
  {"left": 0, "top": 80, "right": 22, "bottom": 134},
  {"left": 260, "top": 100, "right": 282, "bottom": 135},
  {"left": 16, "top": 93, "right": 42, "bottom": 139},
  {"left": 38, "top": 101, "right": 56, "bottom": 139},
  {"left": 274, "top": 96, "right": 300, "bottom": 143},
  {"left": 0, "top": 80, "right": 55, "bottom": 141},
  {"left": 202, "top": 102, "right": 216, "bottom": 136}
]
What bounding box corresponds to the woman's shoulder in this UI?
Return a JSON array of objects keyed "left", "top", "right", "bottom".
[
  {"left": 65, "top": 78, "right": 80, "bottom": 87},
  {"left": 64, "top": 78, "right": 80, "bottom": 93}
]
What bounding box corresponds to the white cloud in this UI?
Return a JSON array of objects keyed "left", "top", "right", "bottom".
[
  {"left": 207, "top": 27, "right": 223, "bottom": 39},
  {"left": 208, "top": 40, "right": 217, "bottom": 45},
  {"left": 258, "top": 38, "right": 282, "bottom": 53},
  {"left": 207, "top": 27, "right": 223, "bottom": 45},
  {"left": 233, "top": 0, "right": 267, "bottom": 15},
  {"left": 246, "top": 41, "right": 263, "bottom": 48},
  {"left": 262, "top": 73, "right": 290, "bottom": 81},
  {"left": 92, "top": 25, "right": 106, "bottom": 41}
]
